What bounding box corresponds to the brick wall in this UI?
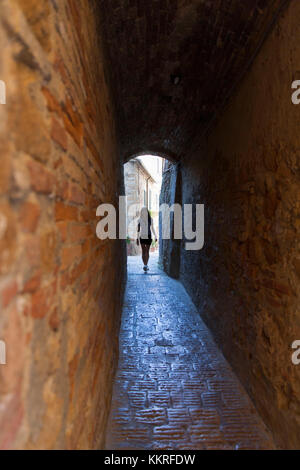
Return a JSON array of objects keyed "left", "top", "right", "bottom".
[
  {"left": 0, "top": 0, "right": 125, "bottom": 449},
  {"left": 175, "top": 2, "right": 300, "bottom": 449}
]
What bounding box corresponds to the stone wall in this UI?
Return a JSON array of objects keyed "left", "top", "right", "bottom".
[
  {"left": 161, "top": 1, "right": 300, "bottom": 449},
  {"left": 159, "top": 161, "right": 182, "bottom": 279},
  {"left": 124, "top": 159, "right": 148, "bottom": 256},
  {"left": 124, "top": 158, "right": 160, "bottom": 256},
  {"left": 0, "top": 0, "right": 125, "bottom": 449}
]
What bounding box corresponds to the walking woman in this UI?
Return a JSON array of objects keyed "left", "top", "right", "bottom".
[{"left": 136, "top": 207, "right": 157, "bottom": 271}]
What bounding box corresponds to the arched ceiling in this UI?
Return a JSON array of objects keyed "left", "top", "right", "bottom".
[{"left": 99, "top": 0, "right": 288, "bottom": 161}]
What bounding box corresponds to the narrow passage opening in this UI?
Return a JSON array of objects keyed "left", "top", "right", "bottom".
[{"left": 124, "top": 155, "right": 166, "bottom": 270}]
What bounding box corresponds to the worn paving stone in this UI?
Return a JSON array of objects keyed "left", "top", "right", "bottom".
[{"left": 105, "top": 255, "right": 275, "bottom": 450}]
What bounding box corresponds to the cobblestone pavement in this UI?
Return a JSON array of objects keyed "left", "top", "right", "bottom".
[{"left": 105, "top": 254, "right": 275, "bottom": 450}]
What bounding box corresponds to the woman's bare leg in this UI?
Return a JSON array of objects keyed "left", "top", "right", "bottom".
[
  {"left": 141, "top": 244, "right": 146, "bottom": 265},
  {"left": 141, "top": 244, "right": 150, "bottom": 265}
]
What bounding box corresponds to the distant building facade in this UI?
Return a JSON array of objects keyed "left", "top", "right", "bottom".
[{"left": 124, "top": 156, "right": 164, "bottom": 255}]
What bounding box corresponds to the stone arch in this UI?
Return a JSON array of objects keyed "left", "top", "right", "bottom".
[{"left": 123, "top": 148, "right": 179, "bottom": 164}]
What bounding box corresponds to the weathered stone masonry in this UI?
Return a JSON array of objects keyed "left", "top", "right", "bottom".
[{"left": 0, "top": 0, "right": 125, "bottom": 449}]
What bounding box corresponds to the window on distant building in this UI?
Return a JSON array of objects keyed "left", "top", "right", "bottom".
[
  {"left": 143, "top": 190, "right": 146, "bottom": 206},
  {"left": 149, "top": 190, "right": 152, "bottom": 210}
]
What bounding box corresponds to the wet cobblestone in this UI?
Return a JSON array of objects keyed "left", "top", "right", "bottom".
[{"left": 105, "top": 255, "right": 275, "bottom": 450}]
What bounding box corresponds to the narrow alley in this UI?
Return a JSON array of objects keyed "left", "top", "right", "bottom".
[
  {"left": 106, "top": 255, "right": 274, "bottom": 450},
  {"left": 0, "top": 0, "right": 299, "bottom": 451}
]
